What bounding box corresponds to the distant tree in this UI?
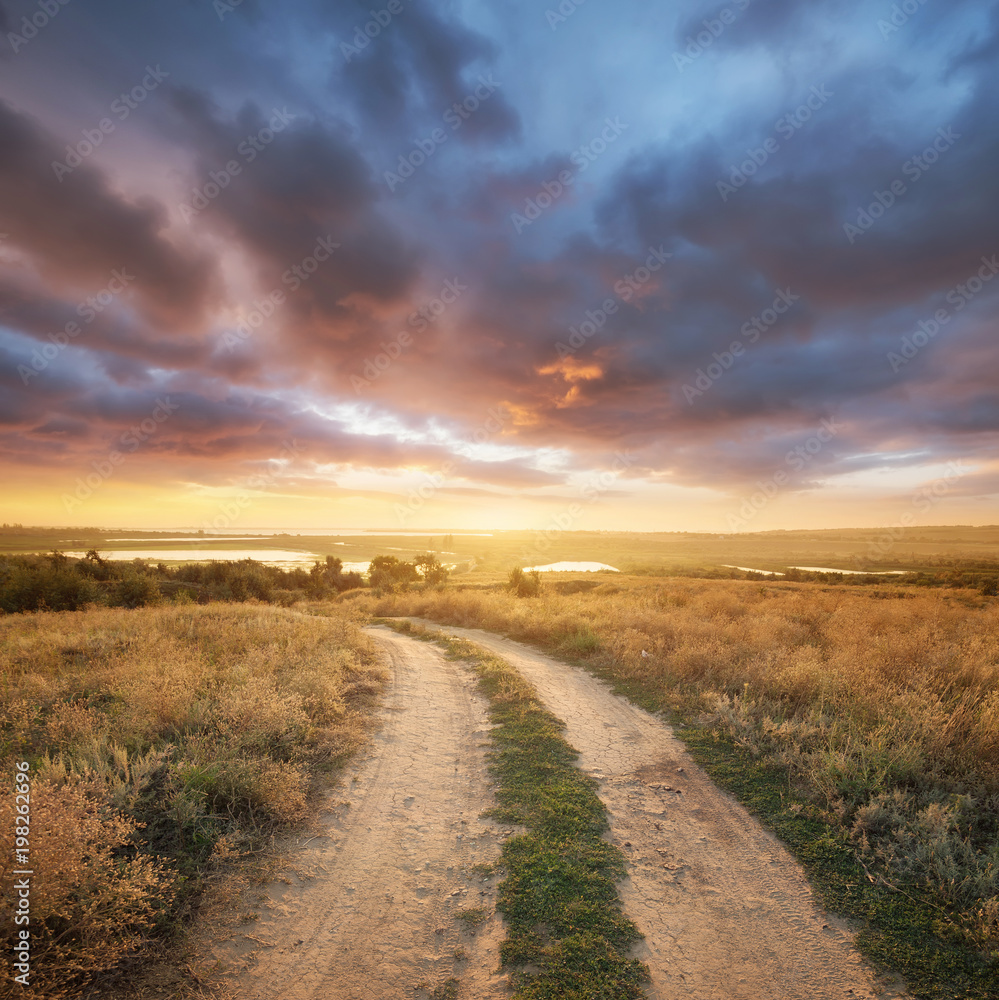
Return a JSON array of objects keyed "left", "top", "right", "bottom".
[
  {"left": 414, "top": 552, "right": 448, "bottom": 587},
  {"left": 77, "top": 550, "right": 114, "bottom": 582},
  {"left": 308, "top": 555, "right": 364, "bottom": 595},
  {"left": 369, "top": 555, "right": 419, "bottom": 591}
]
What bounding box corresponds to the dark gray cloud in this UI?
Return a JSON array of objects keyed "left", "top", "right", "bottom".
[{"left": 0, "top": 101, "right": 220, "bottom": 329}]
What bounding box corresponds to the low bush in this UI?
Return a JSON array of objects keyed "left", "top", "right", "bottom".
[{"left": 508, "top": 567, "right": 542, "bottom": 598}]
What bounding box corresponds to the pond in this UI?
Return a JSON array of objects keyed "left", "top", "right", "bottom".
[
  {"left": 789, "top": 565, "right": 906, "bottom": 576},
  {"left": 523, "top": 561, "right": 620, "bottom": 573},
  {"left": 723, "top": 564, "right": 906, "bottom": 577}
]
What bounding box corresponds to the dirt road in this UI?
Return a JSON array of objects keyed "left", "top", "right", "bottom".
[
  {"left": 207, "top": 626, "right": 515, "bottom": 999},
  {"left": 208, "top": 622, "right": 904, "bottom": 1000},
  {"left": 414, "top": 622, "right": 904, "bottom": 1000}
]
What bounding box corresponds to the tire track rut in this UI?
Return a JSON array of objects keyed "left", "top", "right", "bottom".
[{"left": 206, "top": 627, "right": 514, "bottom": 999}]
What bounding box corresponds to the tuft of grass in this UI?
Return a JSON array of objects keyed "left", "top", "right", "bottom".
[
  {"left": 454, "top": 907, "right": 488, "bottom": 928},
  {"left": 390, "top": 622, "right": 649, "bottom": 999},
  {"left": 430, "top": 978, "right": 460, "bottom": 1000}
]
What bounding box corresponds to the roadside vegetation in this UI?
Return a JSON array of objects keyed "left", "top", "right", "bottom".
[
  {"left": 0, "top": 549, "right": 448, "bottom": 614},
  {"left": 0, "top": 603, "right": 383, "bottom": 997},
  {"left": 3, "top": 523, "right": 997, "bottom": 996},
  {"left": 362, "top": 577, "right": 999, "bottom": 998},
  {"left": 387, "top": 620, "right": 650, "bottom": 999}
]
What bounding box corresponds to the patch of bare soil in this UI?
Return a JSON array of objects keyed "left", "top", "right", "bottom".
[
  {"left": 417, "top": 622, "right": 908, "bottom": 1000},
  {"left": 200, "top": 626, "right": 515, "bottom": 999}
]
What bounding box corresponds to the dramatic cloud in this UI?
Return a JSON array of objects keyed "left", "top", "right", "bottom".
[
  {"left": 0, "top": 101, "right": 219, "bottom": 330},
  {"left": 0, "top": 0, "right": 996, "bottom": 530}
]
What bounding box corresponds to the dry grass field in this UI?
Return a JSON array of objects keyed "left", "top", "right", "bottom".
[
  {"left": 360, "top": 577, "right": 999, "bottom": 964},
  {"left": 2, "top": 572, "right": 996, "bottom": 997},
  {"left": 0, "top": 603, "right": 383, "bottom": 997}
]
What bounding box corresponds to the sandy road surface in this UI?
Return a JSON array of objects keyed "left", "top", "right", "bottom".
[
  {"left": 207, "top": 626, "right": 514, "bottom": 999},
  {"left": 415, "top": 621, "right": 905, "bottom": 1000}
]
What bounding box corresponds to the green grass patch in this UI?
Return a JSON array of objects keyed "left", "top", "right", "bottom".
[
  {"left": 454, "top": 906, "right": 488, "bottom": 928},
  {"left": 378, "top": 619, "right": 649, "bottom": 998}
]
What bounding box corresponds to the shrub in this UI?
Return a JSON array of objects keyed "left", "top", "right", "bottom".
[
  {"left": 0, "top": 774, "right": 175, "bottom": 998},
  {"left": 508, "top": 567, "right": 542, "bottom": 598},
  {"left": 107, "top": 570, "right": 160, "bottom": 608},
  {"left": 0, "top": 557, "right": 100, "bottom": 613}
]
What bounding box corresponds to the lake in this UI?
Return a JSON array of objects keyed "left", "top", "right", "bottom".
[{"left": 64, "top": 549, "right": 322, "bottom": 571}]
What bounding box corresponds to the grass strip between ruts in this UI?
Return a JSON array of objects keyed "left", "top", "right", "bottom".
[{"left": 377, "top": 619, "right": 650, "bottom": 999}]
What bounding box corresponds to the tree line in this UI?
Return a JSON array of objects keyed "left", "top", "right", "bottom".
[{"left": 0, "top": 550, "right": 450, "bottom": 614}]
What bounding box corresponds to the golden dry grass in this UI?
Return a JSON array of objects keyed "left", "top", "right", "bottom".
[
  {"left": 0, "top": 603, "right": 383, "bottom": 997},
  {"left": 360, "top": 578, "right": 999, "bottom": 953}
]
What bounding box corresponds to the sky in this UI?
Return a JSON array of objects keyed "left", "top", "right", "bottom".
[{"left": 0, "top": 0, "right": 997, "bottom": 533}]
